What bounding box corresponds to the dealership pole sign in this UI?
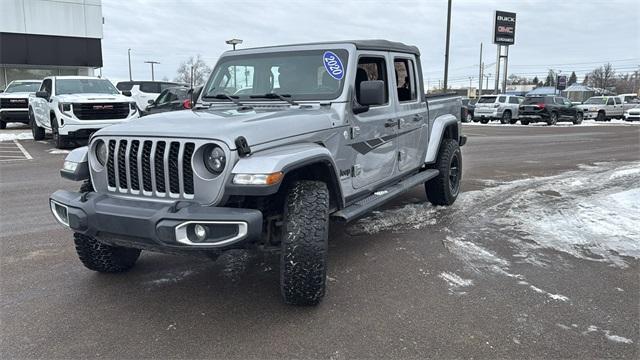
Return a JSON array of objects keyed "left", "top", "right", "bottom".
[{"left": 493, "top": 11, "right": 517, "bottom": 45}]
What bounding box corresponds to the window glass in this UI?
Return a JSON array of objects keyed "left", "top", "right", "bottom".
[
  {"left": 155, "top": 90, "right": 170, "bottom": 104},
  {"left": 160, "top": 83, "right": 181, "bottom": 92},
  {"left": 607, "top": 98, "right": 614, "bottom": 105},
  {"left": 624, "top": 95, "right": 639, "bottom": 103},
  {"left": 116, "top": 82, "right": 135, "bottom": 91},
  {"left": 356, "top": 57, "right": 388, "bottom": 105},
  {"left": 393, "top": 58, "right": 417, "bottom": 102},
  {"left": 5, "top": 81, "right": 41, "bottom": 93},
  {"left": 204, "top": 49, "right": 348, "bottom": 101},
  {"left": 614, "top": 97, "right": 621, "bottom": 104},
  {"left": 478, "top": 96, "right": 497, "bottom": 103},
  {"left": 139, "top": 82, "right": 161, "bottom": 93},
  {"left": 56, "top": 79, "right": 119, "bottom": 95},
  {"left": 498, "top": 96, "right": 506, "bottom": 103},
  {"left": 508, "top": 97, "right": 518, "bottom": 104},
  {"left": 41, "top": 79, "right": 52, "bottom": 94}
]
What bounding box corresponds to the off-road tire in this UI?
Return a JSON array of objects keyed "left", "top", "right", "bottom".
[
  {"left": 30, "top": 110, "right": 45, "bottom": 140},
  {"left": 500, "top": 110, "right": 512, "bottom": 124},
  {"left": 573, "top": 112, "right": 583, "bottom": 125},
  {"left": 52, "top": 116, "right": 68, "bottom": 149},
  {"left": 280, "top": 180, "right": 329, "bottom": 306},
  {"left": 547, "top": 112, "right": 558, "bottom": 126},
  {"left": 596, "top": 111, "right": 605, "bottom": 122},
  {"left": 520, "top": 119, "right": 530, "bottom": 125},
  {"left": 426, "top": 138, "right": 461, "bottom": 206},
  {"left": 73, "top": 233, "right": 141, "bottom": 273},
  {"left": 480, "top": 118, "right": 489, "bottom": 124},
  {"left": 0, "top": 121, "right": 6, "bottom": 129}
]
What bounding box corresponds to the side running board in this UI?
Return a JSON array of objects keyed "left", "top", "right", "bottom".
[{"left": 331, "top": 169, "right": 439, "bottom": 223}]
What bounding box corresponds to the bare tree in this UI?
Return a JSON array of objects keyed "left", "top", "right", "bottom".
[
  {"left": 587, "top": 63, "right": 616, "bottom": 90},
  {"left": 174, "top": 55, "right": 211, "bottom": 87}
]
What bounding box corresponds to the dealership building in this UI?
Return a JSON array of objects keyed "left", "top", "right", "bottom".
[{"left": 0, "top": 0, "right": 103, "bottom": 89}]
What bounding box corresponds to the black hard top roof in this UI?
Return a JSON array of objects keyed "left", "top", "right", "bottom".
[{"left": 243, "top": 40, "right": 420, "bottom": 56}]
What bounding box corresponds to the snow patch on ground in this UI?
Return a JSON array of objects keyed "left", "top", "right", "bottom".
[
  {"left": 349, "top": 203, "right": 439, "bottom": 235},
  {"left": 0, "top": 132, "right": 33, "bottom": 142},
  {"left": 582, "top": 325, "right": 633, "bottom": 344},
  {"left": 47, "top": 148, "right": 71, "bottom": 154},
  {"left": 438, "top": 271, "right": 473, "bottom": 292},
  {"left": 146, "top": 270, "right": 195, "bottom": 285}
]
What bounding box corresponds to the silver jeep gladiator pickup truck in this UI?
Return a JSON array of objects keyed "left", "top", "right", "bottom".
[{"left": 50, "top": 40, "right": 465, "bottom": 305}]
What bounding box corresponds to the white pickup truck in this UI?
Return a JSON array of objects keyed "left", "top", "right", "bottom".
[{"left": 29, "top": 76, "right": 140, "bottom": 148}]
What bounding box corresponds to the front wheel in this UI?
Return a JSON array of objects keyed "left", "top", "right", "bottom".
[
  {"left": 30, "top": 110, "right": 45, "bottom": 140},
  {"left": 52, "top": 116, "right": 68, "bottom": 149},
  {"left": 573, "top": 112, "right": 583, "bottom": 125},
  {"left": 520, "top": 119, "right": 530, "bottom": 125},
  {"left": 480, "top": 118, "right": 489, "bottom": 124},
  {"left": 426, "top": 138, "right": 461, "bottom": 206},
  {"left": 74, "top": 233, "right": 141, "bottom": 273},
  {"left": 280, "top": 180, "right": 329, "bottom": 306},
  {"left": 596, "top": 111, "right": 606, "bottom": 122}
]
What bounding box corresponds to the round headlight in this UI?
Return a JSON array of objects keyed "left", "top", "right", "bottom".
[
  {"left": 203, "top": 145, "right": 226, "bottom": 174},
  {"left": 95, "top": 140, "right": 107, "bottom": 166}
]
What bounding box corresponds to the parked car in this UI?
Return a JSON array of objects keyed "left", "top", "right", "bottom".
[
  {"left": 142, "top": 86, "right": 203, "bottom": 116},
  {"left": 0, "top": 80, "right": 41, "bottom": 129},
  {"left": 461, "top": 98, "right": 476, "bottom": 122},
  {"left": 29, "top": 76, "right": 140, "bottom": 148},
  {"left": 618, "top": 93, "right": 640, "bottom": 111},
  {"left": 519, "top": 96, "right": 584, "bottom": 125},
  {"left": 623, "top": 105, "right": 640, "bottom": 121},
  {"left": 115, "top": 81, "right": 185, "bottom": 111},
  {"left": 50, "top": 40, "right": 465, "bottom": 306},
  {"left": 473, "top": 94, "right": 523, "bottom": 124},
  {"left": 576, "top": 96, "right": 624, "bottom": 121}
]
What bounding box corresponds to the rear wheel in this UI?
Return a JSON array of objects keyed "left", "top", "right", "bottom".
[
  {"left": 0, "top": 120, "right": 6, "bottom": 129},
  {"left": 30, "top": 110, "right": 45, "bottom": 140},
  {"left": 520, "top": 119, "right": 530, "bottom": 125},
  {"left": 500, "top": 110, "right": 512, "bottom": 124},
  {"left": 573, "top": 112, "right": 583, "bottom": 125},
  {"left": 426, "top": 138, "right": 461, "bottom": 206},
  {"left": 480, "top": 118, "right": 489, "bottom": 124},
  {"left": 280, "top": 180, "right": 329, "bottom": 306},
  {"left": 547, "top": 112, "right": 558, "bottom": 125}
]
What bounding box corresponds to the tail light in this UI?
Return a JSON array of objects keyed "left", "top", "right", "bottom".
[
  {"left": 536, "top": 103, "right": 545, "bottom": 109},
  {"left": 182, "top": 99, "right": 192, "bottom": 109}
]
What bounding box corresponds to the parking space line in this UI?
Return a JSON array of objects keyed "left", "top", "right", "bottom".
[{"left": 14, "top": 140, "right": 33, "bottom": 160}]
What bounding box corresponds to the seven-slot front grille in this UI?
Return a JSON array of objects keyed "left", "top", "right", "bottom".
[
  {"left": 0, "top": 98, "right": 29, "bottom": 109},
  {"left": 73, "top": 102, "right": 130, "bottom": 120},
  {"left": 106, "top": 138, "right": 196, "bottom": 198}
]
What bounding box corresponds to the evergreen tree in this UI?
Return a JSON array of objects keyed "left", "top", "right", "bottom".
[{"left": 568, "top": 71, "right": 577, "bottom": 85}]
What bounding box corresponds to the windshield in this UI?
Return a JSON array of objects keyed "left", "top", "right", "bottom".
[
  {"left": 477, "top": 96, "right": 497, "bottom": 103},
  {"left": 584, "top": 97, "right": 606, "bottom": 104},
  {"left": 56, "top": 79, "right": 120, "bottom": 95},
  {"left": 5, "top": 81, "right": 41, "bottom": 93},
  {"left": 203, "top": 49, "right": 349, "bottom": 102}
]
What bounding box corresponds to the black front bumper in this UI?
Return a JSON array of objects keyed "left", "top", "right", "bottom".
[
  {"left": 50, "top": 190, "right": 263, "bottom": 251},
  {"left": 0, "top": 110, "right": 29, "bottom": 123}
]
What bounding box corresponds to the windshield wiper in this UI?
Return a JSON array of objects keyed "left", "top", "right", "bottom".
[
  {"left": 203, "top": 93, "right": 244, "bottom": 106},
  {"left": 250, "top": 93, "right": 298, "bottom": 106}
]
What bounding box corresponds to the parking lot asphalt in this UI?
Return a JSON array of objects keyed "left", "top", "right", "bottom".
[{"left": 1, "top": 123, "right": 639, "bottom": 359}]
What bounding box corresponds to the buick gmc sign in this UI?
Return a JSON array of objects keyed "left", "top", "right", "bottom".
[{"left": 493, "top": 10, "right": 517, "bottom": 45}]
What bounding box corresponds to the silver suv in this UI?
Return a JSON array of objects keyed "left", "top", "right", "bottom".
[
  {"left": 49, "top": 40, "right": 465, "bottom": 305},
  {"left": 473, "top": 94, "right": 523, "bottom": 124}
]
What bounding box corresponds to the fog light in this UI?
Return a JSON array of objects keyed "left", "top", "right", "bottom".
[
  {"left": 50, "top": 201, "right": 69, "bottom": 227},
  {"left": 63, "top": 160, "right": 78, "bottom": 172},
  {"left": 193, "top": 224, "right": 208, "bottom": 242}
]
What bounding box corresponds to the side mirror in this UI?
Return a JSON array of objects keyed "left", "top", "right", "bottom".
[
  {"left": 36, "top": 91, "right": 49, "bottom": 99},
  {"left": 359, "top": 80, "right": 386, "bottom": 106},
  {"left": 122, "top": 90, "right": 132, "bottom": 97},
  {"left": 147, "top": 99, "right": 155, "bottom": 105},
  {"left": 0, "top": 89, "right": 4, "bottom": 93}
]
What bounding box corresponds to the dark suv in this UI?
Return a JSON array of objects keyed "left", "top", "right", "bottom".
[{"left": 519, "top": 96, "right": 583, "bottom": 125}]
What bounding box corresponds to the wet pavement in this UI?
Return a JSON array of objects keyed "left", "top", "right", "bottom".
[{"left": 1, "top": 123, "right": 639, "bottom": 359}]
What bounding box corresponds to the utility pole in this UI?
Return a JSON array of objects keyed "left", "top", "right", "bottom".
[
  {"left": 484, "top": 73, "right": 491, "bottom": 91},
  {"left": 443, "top": 0, "right": 452, "bottom": 92},
  {"left": 494, "top": 46, "right": 501, "bottom": 94},
  {"left": 128, "top": 48, "right": 132, "bottom": 81},
  {"left": 469, "top": 76, "right": 473, "bottom": 96},
  {"left": 501, "top": 46, "right": 509, "bottom": 94},
  {"left": 144, "top": 61, "right": 160, "bottom": 81},
  {"left": 478, "top": 43, "right": 483, "bottom": 97}
]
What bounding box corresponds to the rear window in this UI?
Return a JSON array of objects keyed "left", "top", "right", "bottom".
[
  {"left": 523, "top": 97, "right": 552, "bottom": 104},
  {"left": 116, "top": 81, "right": 136, "bottom": 91},
  {"left": 477, "top": 96, "right": 497, "bottom": 103}
]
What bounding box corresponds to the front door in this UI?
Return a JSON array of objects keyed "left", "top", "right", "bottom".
[
  {"left": 350, "top": 53, "right": 398, "bottom": 189},
  {"left": 392, "top": 55, "right": 426, "bottom": 173}
]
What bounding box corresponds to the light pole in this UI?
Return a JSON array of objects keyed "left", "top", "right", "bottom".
[
  {"left": 128, "top": 48, "right": 132, "bottom": 81},
  {"left": 144, "top": 60, "right": 160, "bottom": 81},
  {"left": 225, "top": 39, "right": 243, "bottom": 90},
  {"left": 443, "top": 0, "right": 452, "bottom": 91}
]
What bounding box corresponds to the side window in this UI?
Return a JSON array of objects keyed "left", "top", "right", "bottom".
[
  {"left": 40, "top": 79, "right": 52, "bottom": 94},
  {"left": 393, "top": 58, "right": 417, "bottom": 102},
  {"left": 554, "top": 97, "right": 563, "bottom": 104},
  {"left": 140, "top": 82, "right": 161, "bottom": 93},
  {"left": 498, "top": 96, "right": 506, "bottom": 103},
  {"left": 116, "top": 82, "right": 134, "bottom": 91},
  {"left": 564, "top": 98, "right": 572, "bottom": 105},
  {"left": 508, "top": 97, "right": 518, "bottom": 104},
  {"left": 607, "top": 98, "right": 614, "bottom": 106},
  {"left": 614, "top": 97, "right": 621, "bottom": 105},
  {"left": 355, "top": 56, "right": 388, "bottom": 105},
  {"left": 155, "top": 90, "right": 170, "bottom": 104}
]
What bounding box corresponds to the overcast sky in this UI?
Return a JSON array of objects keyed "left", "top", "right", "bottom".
[{"left": 101, "top": 0, "right": 640, "bottom": 88}]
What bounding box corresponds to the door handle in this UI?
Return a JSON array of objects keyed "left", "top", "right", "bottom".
[
  {"left": 384, "top": 119, "right": 397, "bottom": 128},
  {"left": 412, "top": 115, "right": 423, "bottom": 122}
]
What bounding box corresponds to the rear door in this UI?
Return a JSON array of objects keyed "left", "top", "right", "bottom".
[
  {"left": 350, "top": 53, "right": 398, "bottom": 189},
  {"left": 391, "top": 54, "right": 426, "bottom": 173}
]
